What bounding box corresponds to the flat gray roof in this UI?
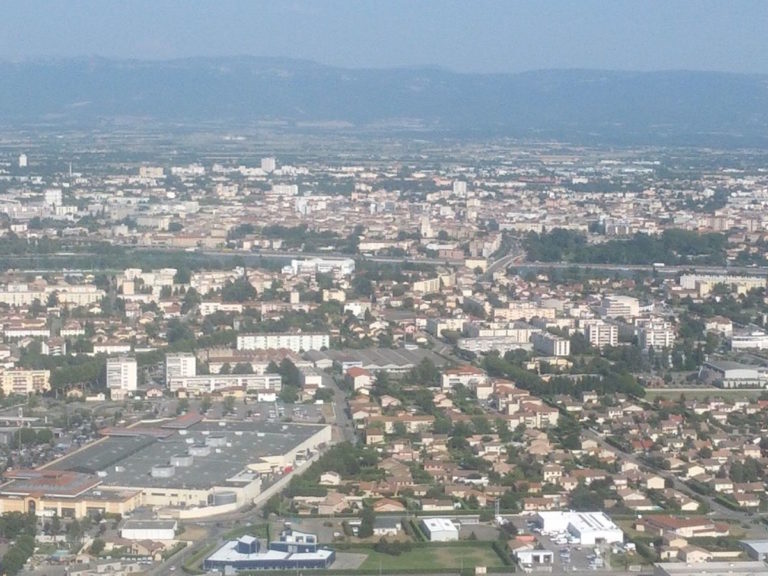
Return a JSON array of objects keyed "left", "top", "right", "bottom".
[
  {"left": 304, "top": 347, "right": 445, "bottom": 370},
  {"left": 49, "top": 421, "right": 326, "bottom": 490}
]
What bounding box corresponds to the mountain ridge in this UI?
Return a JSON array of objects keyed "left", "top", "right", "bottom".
[{"left": 1, "top": 57, "right": 767, "bottom": 146}]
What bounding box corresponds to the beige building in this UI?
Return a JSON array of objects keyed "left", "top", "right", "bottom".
[{"left": 0, "top": 369, "right": 50, "bottom": 396}]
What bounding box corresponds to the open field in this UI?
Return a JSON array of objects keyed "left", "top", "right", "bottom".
[{"left": 350, "top": 544, "right": 504, "bottom": 571}]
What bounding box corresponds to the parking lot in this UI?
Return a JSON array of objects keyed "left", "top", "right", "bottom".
[{"left": 511, "top": 515, "right": 630, "bottom": 572}]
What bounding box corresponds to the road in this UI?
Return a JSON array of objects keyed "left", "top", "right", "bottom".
[
  {"left": 7, "top": 245, "right": 768, "bottom": 277},
  {"left": 322, "top": 372, "right": 356, "bottom": 444}
]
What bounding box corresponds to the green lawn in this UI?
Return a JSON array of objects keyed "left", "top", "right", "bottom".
[
  {"left": 222, "top": 523, "right": 270, "bottom": 541},
  {"left": 354, "top": 544, "right": 504, "bottom": 571}
]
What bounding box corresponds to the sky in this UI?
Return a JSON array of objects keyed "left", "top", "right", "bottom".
[{"left": 1, "top": 0, "right": 767, "bottom": 74}]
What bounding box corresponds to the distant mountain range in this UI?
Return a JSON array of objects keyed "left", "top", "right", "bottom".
[{"left": 1, "top": 57, "right": 768, "bottom": 146}]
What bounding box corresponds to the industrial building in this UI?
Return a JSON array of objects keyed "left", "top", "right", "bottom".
[
  {"left": 204, "top": 529, "right": 335, "bottom": 572},
  {"left": 0, "top": 417, "right": 331, "bottom": 519},
  {"left": 420, "top": 517, "right": 459, "bottom": 542},
  {"left": 699, "top": 360, "right": 768, "bottom": 389},
  {"left": 121, "top": 520, "right": 178, "bottom": 541},
  {"left": 534, "top": 511, "right": 624, "bottom": 545}
]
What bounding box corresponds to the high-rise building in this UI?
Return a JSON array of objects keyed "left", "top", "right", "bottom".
[
  {"left": 165, "top": 353, "right": 197, "bottom": 386},
  {"left": 585, "top": 321, "right": 618, "bottom": 349},
  {"left": 261, "top": 157, "right": 276, "bottom": 173},
  {"left": 18, "top": 154, "right": 27, "bottom": 168},
  {"left": 453, "top": 180, "right": 467, "bottom": 196},
  {"left": 107, "top": 356, "right": 138, "bottom": 395}
]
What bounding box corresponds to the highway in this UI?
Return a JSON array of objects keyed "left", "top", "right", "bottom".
[{"left": 5, "top": 243, "right": 768, "bottom": 277}]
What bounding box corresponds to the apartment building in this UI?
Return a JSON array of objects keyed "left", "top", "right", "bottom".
[
  {"left": 0, "top": 369, "right": 50, "bottom": 396},
  {"left": 532, "top": 332, "right": 571, "bottom": 357},
  {"left": 106, "top": 356, "right": 138, "bottom": 397},
  {"left": 165, "top": 353, "right": 197, "bottom": 385},
  {"left": 600, "top": 295, "right": 640, "bottom": 319},
  {"left": 237, "top": 333, "right": 330, "bottom": 353},
  {"left": 168, "top": 374, "right": 282, "bottom": 397},
  {"left": 584, "top": 320, "right": 618, "bottom": 349}
]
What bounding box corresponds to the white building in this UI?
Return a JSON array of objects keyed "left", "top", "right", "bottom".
[
  {"left": 600, "top": 295, "right": 640, "bottom": 319},
  {"left": 699, "top": 360, "right": 768, "bottom": 389},
  {"left": 271, "top": 184, "right": 298, "bottom": 195},
  {"left": 169, "top": 373, "right": 281, "bottom": 396},
  {"left": 730, "top": 329, "right": 768, "bottom": 351},
  {"left": 284, "top": 258, "right": 355, "bottom": 277},
  {"left": 18, "top": 153, "right": 27, "bottom": 168},
  {"left": 532, "top": 332, "right": 570, "bottom": 357},
  {"left": 106, "top": 356, "right": 138, "bottom": 395},
  {"left": 638, "top": 321, "right": 675, "bottom": 350},
  {"left": 121, "top": 520, "right": 177, "bottom": 541},
  {"left": 261, "top": 157, "right": 276, "bottom": 173},
  {"left": 420, "top": 518, "right": 459, "bottom": 542},
  {"left": 535, "top": 511, "right": 623, "bottom": 546},
  {"left": 452, "top": 180, "right": 467, "bottom": 196},
  {"left": 43, "top": 189, "right": 63, "bottom": 207},
  {"left": 237, "top": 333, "right": 330, "bottom": 353},
  {"left": 165, "top": 353, "right": 197, "bottom": 385},
  {"left": 585, "top": 321, "right": 618, "bottom": 349}
]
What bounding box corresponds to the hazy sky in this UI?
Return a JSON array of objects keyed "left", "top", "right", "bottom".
[{"left": 1, "top": 0, "right": 767, "bottom": 74}]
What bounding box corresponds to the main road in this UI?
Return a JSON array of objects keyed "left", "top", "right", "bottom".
[{"left": 5, "top": 244, "right": 768, "bottom": 277}]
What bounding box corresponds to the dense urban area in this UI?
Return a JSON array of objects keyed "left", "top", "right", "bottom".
[{"left": 1, "top": 130, "right": 768, "bottom": 576}]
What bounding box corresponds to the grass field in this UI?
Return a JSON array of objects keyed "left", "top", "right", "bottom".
[{"left": 354, "top": 544, "right": 504, "bottom": 571}]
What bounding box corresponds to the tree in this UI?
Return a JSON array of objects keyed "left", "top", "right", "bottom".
[
  {"left": 358, "top": 506, "right": 375, "bottom": 538},
  {"left": 50, "top": 513, "right": 61, "bottom": 536},
  {"left": 200, "top": 395, "right": 213, "bottom": 413},
  {"left": 181, "top": 288, "right": 201, "bottom": 314},
  {"left": 90, "top": 538, "right": 106, "bottom": 555},
  {"left": 221, "top": 276, "right": 257, "bottom": 302},
  {"left": 232, "top": 362, "right": 254, "bottom": 374},
  {"left": 176, "top": 397, "right": 189, "bottom": 415},
  {"left": 166, "top": 319, "right": 193, "bottom": 344},
  {"left": 223, "top": 396, "right": 236, "bottom": 415}
]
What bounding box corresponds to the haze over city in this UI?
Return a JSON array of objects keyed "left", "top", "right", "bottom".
[{"left": 1, "top": 3, "right": 768, "bottom": 576}]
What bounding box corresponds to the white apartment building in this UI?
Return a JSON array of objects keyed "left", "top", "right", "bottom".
[
  {"left": 107, "top": 356, "right": 138, "bottom": 394},
  {"left": 271, "top": 184, "right": 298, "bottom": 195},
  {"left": 600, "top": 295, "right": 640, "bottom": 319},
  {"left": 168, "top": 374, "right": 281, "bottom": 396},
  {"left": 638, "top": 321, "right": 675, "bottom": 349},
  {"left": 237, "top": 333, "right": 330, "bottom": 353},
  {"left": 165, "top": 353, "right": 197, "bottom": 385},
  {"left": 532, "top": 332, "right": 571, "bottom": 357},
  {"left": 452, "top": 181, "right": 467, "bottom": 196},
  {"left": 261, "top": 157, "right": 276, "bottom": 172},
  {"left": 584, "top": 320, "right": 618, "bottom": 349},
  {"left": 43, "top": 188, "right": 63, "bottom": 207}
]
